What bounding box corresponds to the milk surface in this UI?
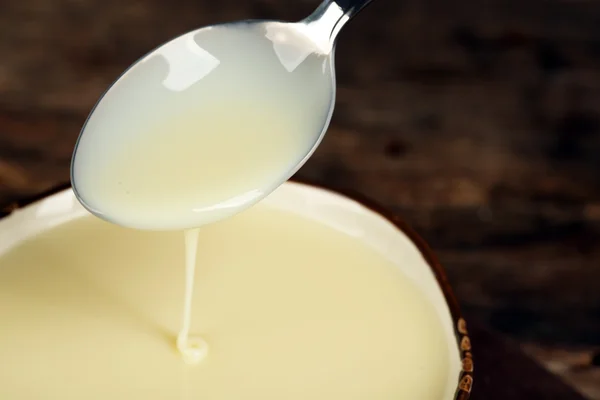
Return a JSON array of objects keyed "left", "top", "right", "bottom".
[{"left": 0, "top": 204, "right": 451, "bottom": 400}]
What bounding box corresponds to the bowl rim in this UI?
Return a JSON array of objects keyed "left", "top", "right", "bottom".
[{"left": 0, "top": 179, "right": 473, "bottom": 399}]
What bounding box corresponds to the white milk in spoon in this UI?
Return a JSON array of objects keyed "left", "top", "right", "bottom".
[{"left": 72, "top": 23, "right": 334, "bottom": 231}]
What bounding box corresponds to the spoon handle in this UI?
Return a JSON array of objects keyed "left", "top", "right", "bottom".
[
  {"left": 330, "top": 0, "right": 375, "bottom": 17},
  {"left": 304, "top": 0, "right": 376, "bottom": 46}
]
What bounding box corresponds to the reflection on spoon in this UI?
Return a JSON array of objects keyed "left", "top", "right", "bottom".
[
  {"left": 191, "top": 190, "right": 263, "bottom": 214},
  {"left": 143, "top": 31, "right": 221, "bottom": 92},
  {"left": 265, "top": 24, "right": 322, "bottom": 73}
]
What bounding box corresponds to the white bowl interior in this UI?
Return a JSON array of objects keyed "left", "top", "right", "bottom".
[{"left": 0, "top": 181, "right": 462, "bottom": 398}]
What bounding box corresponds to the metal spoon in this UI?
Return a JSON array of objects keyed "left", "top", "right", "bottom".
[{"left": 71, "top": 0, "right": 376, "bottom": 230}]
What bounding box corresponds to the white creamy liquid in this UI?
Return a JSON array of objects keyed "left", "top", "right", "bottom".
[
  {"left": 177, "top": 228, "right": 208, "bottom": 363},
  {"left": 71, "top": 22, "right": 334, "bottom": 231},
  {"left": 0, "top": 204, "right": 452, "bottom": 400}
]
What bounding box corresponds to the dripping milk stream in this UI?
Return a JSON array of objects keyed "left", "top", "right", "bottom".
[{"left": 177, "top": 228, "right": 208, "bottom": 364}]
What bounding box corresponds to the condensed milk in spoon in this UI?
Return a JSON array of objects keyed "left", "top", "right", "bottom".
[{"left": 71, "top": 0, "right": 376, "bottom": 231}]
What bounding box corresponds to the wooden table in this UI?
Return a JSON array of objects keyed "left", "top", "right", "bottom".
[
  {"left": 0, "top": 0, "right": 599, "bottom": 397},
  {"left": 467, "top": 321, "right": 588, "bottom": 399}
]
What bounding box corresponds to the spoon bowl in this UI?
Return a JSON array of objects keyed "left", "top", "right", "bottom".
[{"left": 71, "top": 0, "right": 374, "bottom": 230}]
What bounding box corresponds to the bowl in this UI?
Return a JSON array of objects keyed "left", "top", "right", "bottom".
[{"left": 0, "top": 180, "right": 472, "bottom": 399}]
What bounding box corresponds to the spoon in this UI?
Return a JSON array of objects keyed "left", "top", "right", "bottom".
[{"left": 71, "top": 0, "right": 375, "bottom": 231}]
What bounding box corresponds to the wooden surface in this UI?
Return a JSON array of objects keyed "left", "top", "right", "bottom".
[
  {"left": 468, "top": 322, "right": 588, "bottom": 400},
  {"left": 0, "top": 0, "right": 599, "bottom": 397}
]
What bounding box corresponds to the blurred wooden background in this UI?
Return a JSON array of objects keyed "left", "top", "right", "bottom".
[{"left": 0, "top": 0, "right": 599, "bottom": 397}]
